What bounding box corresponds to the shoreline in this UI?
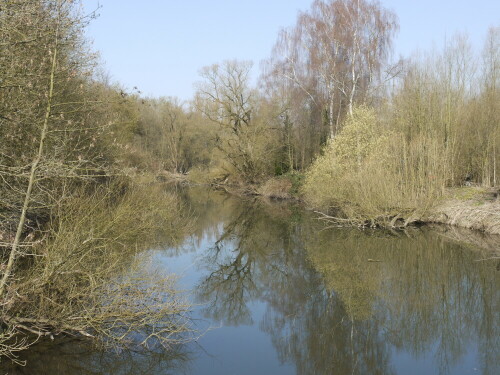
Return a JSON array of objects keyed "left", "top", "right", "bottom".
[
  {"left": 181, "top": 176, "right": 500, "bottom": 237},
  {"left": 424, "top": 198, "right": 500, "bottom": 235}
]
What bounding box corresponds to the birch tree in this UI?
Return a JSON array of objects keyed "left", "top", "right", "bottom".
[{"left": 264, "top": 0, "right": 398, "bottom": 139}]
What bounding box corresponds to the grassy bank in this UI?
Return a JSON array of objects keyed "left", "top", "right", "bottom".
[
  {"left": 424, "top": 187, "right": 500, "bottom": 235},
  {"left": 185, "top": 169, "right": 500, "bottom": 236}
]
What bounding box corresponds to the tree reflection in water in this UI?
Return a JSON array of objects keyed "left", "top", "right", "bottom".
[
  {"left": 0, "top": 337, "right": 193, "bottom": 375},
  {"left": 185, "top": 187, "right": 499, "bottom": 375},
  {"left": 2, "top": 187, "right": 497, "bottom": 374}
]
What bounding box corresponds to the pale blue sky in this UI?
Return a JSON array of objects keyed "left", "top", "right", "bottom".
[{"left": 83, "top": 0, "right": 500, "bottom": 101}]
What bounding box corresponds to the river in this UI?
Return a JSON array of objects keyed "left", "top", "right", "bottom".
[{"left": 1, "top": 186, "right": 498, "bottom": 374}]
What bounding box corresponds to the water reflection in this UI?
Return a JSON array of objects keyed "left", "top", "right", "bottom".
[
  {"left": 0, "top": 337, "right": 193, "bottom": 375},
  {"left": 1, "top": 187, "right": 498, "bottom": 374},
  {"left": 195, "top": 201, "right": 296, "bottom": 326},
  {"left": 182, "top": 187, "right": 499, "bottom": 375}
]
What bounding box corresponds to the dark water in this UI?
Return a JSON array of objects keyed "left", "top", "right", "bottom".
[{"left": 2, "top": 187, "right": 499, "bottom": 374}]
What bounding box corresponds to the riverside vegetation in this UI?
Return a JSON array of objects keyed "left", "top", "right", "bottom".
[
  {"left": 0, "top": 0, "right": 195, "bottom": 361},
  {"left": 2, "top": 188, "right": 498, "bottom": 374},
  {"left": 0, "top": 0, "right": 499, "bottom": 364}
]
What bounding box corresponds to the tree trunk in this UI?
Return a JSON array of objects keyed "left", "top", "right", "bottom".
[
  {"left": 0, "top": 24, "right": 59, "bottom": 298},
  {"left": 329, "top": 94, "right": 335, "bottom": 139}
]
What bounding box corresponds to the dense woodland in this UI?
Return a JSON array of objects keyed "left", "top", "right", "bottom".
[{"left": 0, "top": 0, "right": 498, "bottom": 361}]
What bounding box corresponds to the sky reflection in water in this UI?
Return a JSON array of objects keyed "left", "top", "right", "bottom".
[{"left": 3, "top": 187, "right": 499, "bottom": 375}]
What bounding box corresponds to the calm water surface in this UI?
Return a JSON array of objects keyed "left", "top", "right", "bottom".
[{"left": 2, "top": 187, "right": 499, "bottom": 374}]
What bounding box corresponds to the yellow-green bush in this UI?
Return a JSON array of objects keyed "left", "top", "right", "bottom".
[{"left": 303, "top": 106, "right": 448, "bottom": 224}]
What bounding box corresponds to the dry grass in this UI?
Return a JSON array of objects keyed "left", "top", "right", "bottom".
[
  {"left": 187, "top": 164, "right": 232, "bottom": 185},
  {"left": 426, "top": 190, "right": 500, "bottom": 235},
  {"left": 258, "top": 177, "right": 293, "bottom": 199},
  {"left": 428, "top": 224, "right": 500, "bottom": 256}
]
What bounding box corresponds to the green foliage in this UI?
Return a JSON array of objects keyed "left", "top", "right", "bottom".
[
  {"left": 303, "top": 31, "right": 499, "bottom": 224},
  {"left": 303, "top": 106, "right": 381, "bottom": 207},
  {"left": 286, "top": 171, "right": 305, "bottom": 196},
  {"left": 303, "top": 106, "right": 448, "bottom": 223}
]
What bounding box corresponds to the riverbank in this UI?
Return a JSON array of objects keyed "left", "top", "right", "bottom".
[
  {"left": 0, "top": 177, "right": 194, "bottom": 361},
  {"left": 307, "top": 184, "right": 499, "bottom": 236},
  {"left": 183, "top": 171, "right": 500, "bottom": 236},
  {"left": 424, "top": 187, "right": 500, "bottom": 235},
  {"left": 3, "top": 185, "right": 497, "bottom": 374}
]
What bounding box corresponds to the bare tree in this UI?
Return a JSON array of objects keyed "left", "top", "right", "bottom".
[
  {"left": 196, "top": 61, "right": 254, "bottom": 135},
  {"left": 0, "top": 0, "right": 109, "bottom": 296},
  {"left": 0, "top": 1, "right": 195, "bottom": 359},
  {"left": 481, "top": 27, "right": 499, "bottom": 186},
  {"left": 196, "top": 61, "right": 276, "bottom": 182},
  {"left": 263, "top": 0, "right": 398, "bottom": 139}
]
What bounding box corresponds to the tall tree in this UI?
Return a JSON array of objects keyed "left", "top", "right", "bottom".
[
  {"left": 263, "top": 0, "right": 398, "bottom": 139},
  {"left": 0, "top": 0, "right": 110, "bottom": 298},
  {"left": 196, "top": 60, "right": 276, "bottom": 182}
]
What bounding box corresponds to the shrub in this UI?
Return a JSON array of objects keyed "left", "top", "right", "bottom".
[
  {"left": 303, "top": 106, "right": 448, "bottom": 225},
  {"left": 2, "top": 182, "right": 194, "bottom": 354}
]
